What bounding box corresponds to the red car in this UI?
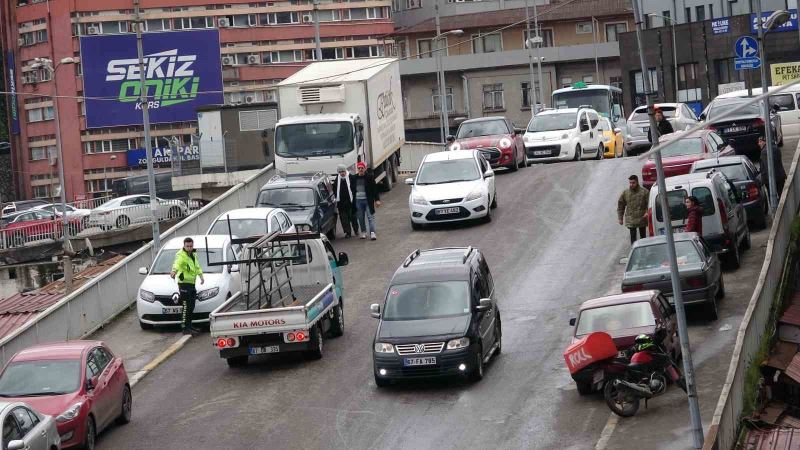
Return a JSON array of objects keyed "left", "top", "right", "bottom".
[
  {"left": 641, "top": 130, "right": 736, "bottom": 188},
  {"left": 448, "top": 116, "right": 527, "bottom": 171},
  {"left": 1, "top": 210, "right": 82, "bottom": 247},
  {"left": 0, "top": 341, "right": 131, "bottom": 449}
]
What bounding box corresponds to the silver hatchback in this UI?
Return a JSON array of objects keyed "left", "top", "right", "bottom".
[
  {"left": 625, "top": 103, "right": 700, "bottom": 156},
  {"left": 0, "top": 402, "right": 60, "bottom": 450}
]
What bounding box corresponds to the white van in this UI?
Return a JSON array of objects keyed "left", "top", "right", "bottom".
[
  {"left": 523, "top": 107, "right": 604, "bottom": 163},
  {"left": 648, "top": 171, "right": 750, "bottom": 269},
  {"left": 717, "top": 86, "right": 800, "bottom": 141}
]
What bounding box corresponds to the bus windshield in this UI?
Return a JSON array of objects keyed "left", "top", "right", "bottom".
[
  {"left": 553, "top": 90, "right": 611, "bottom": 116},
  {"left": 275, "top": 122, "right": 354, "bottom": 157}
]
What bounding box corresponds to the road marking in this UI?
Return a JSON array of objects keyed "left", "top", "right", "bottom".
[
  {"left": 595, "top": 413, "right": 618, "bottom": 450},
  {"left": 129, "top": 334, "right": 192, "bottom": 387}
]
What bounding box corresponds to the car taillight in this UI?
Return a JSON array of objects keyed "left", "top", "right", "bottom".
[
  {"left": 752, "top": 118, "right": 765, "bottom": 129},
  {"left": 283, "top": 330, "right": 309, "bottom": 343},
  {"left": 747, "top": 183, "right": 760, "bottom": 200},
  {"left": 687, "top": 276, "right": 705, "bottom": 288},
  {"left": 648, "top": 207, "right": 654, "bottom": 236},
  {"left": 216, "top": 337, "right": 239, "bottom": 348},
  {"left": 622, "top": 284, "right": 644, "bottom": 292},
  {"left": 718, "top": 198, "right": 728, "bottom": 225}
]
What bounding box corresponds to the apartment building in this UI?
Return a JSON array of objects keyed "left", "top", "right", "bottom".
[
  {"left": 393, "top": 0, "right": 633, "bottom": 140},
  {"left": 1, "top": 0, "right": 393, "bottom": 201}
]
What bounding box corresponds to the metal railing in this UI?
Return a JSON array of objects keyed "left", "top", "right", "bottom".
[
  {"left": 0, "top": 163, "right": 275, "bottom": 366},
  {"left": 0, "top": 219, "right": 79, "bottom": 250},
  {"left": 70, "top": 196, "right": 113, "bottom": 211},
  {"left": 398, "top": 141, "right": 447, "bottom": 173},
  {"left": 704, "top": 141, "right": 800, "bottom": 450}
]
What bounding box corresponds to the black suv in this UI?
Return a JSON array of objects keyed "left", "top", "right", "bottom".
[
  {"left": 370, "top": 247, "right": 501, "bottom": 387},
  {"left": 256, "top": 172, "right": 338, "bottom": 239}
]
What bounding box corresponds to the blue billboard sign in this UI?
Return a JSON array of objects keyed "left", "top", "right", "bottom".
[
  {"left": 751, "top": 9, "right": 798, "bottom": 33},
  {"left": 80, "top": 30, "right": 224, "bottom": 128},
  {"left": 711, "top": 18, "right": 730, "bottom": 35},
  {"left": 126, "top": 146, "right": 200, "bottom": 168},
  {"left": 6, "top": 52, "right": 19, "bottom": 134}
]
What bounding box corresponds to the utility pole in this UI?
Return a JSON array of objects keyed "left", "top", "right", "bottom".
[
  {"left": 312, "top": 0, "right": 322, "bottom": 61},
  {"left": 592, "top": 16, "right": 600, "bottom": 83},
  {"left": 632, "top": 1, "right": 704, "bottom": 448},
  {"left": 533, "top": 1, "right": 545, "bottom": 106},
  {"left": 434, "top": 1, "right": 448, "bottom": 142},
  {"left": 134, "top": 0, "right": 161, "bottom": 251},
  {"left": 755, "top": 0, "right": 779, "bottom": 213},
  {"left": 524, "top": 0, "right": 537, "bottom": 118}
]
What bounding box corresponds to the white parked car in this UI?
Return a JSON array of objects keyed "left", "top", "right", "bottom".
[
  {"left": 137, "top": 235, "right": 241, "bottom": 330},
  {"left": 88, "top": 195, "right": 188, "bottom": 230},
  {"left": 523, "top": 107, "right": 604, "bottom": 163},
  {"left": 31, "top": 203, "right": 91, "bottom": 226},
  {"left": 0, "top": 401, "right": 61, "bottom": 450},
  {"left": 406, "top": 149, "right": 496, "bottom": 230},
  {"left": 206, "top": 207, "right": 296, "bottom": 238}
]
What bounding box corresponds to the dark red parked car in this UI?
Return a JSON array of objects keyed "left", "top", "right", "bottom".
[
  {"left": 641, "top": 129, "right": 736, "bottom": 189},
  {"left": 448, "top": 116, "right": 527, "bottom": 171},
  {"left": 0, "top": 341, "right": 131, "bottom": 449},
  {"left": 0, "top": 210, "right": 83, "bottom": 247}
]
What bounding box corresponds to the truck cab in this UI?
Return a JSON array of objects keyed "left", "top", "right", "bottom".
[{"left": 274, "top": 114, "right": 364, "bottom": 177}]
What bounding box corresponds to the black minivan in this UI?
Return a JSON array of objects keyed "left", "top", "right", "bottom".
[{"left": 370, "top": 247, "right": 502, "bottom": 387}]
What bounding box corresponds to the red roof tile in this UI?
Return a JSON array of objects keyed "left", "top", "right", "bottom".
[
  {"left": 0, "top": 313, "right": 38, "bottom": 340},
  {"left": 764, "top": 341, "right": 800, "bottom": 371},
  {"left": 780, "top": 301, "right": 800, "bottom": 327},
  {"left": 744, "top": 428, "right": 800, "bottom": 450},
  {"left": 786, "top": 353, "right": 800, "bottom": 384}
]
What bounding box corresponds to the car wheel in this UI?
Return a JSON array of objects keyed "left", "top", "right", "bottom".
[
  {"left": 381, "top": 159, "right": 394, "bottom": 191},
  {"left": 596, "top": 144, "right": 603, "bottom": 160},
  {"left": 83, "top": 416, "right": 96, "bottom": 450},
  {"left": 494, "top": 316, "right": 502, "bottom": 356},
  {"left": 116, "top": 215, "right": 130, "bottom": 229},
  {"left": 509, "top": 149, "right": 519, "bottom": 172},
  {"left": 518, "top": 149, "right": 527, "bottom": 169},
  {"left": 375, "top": 374, "right": 391, "bottom": 388},
  {"left": 724, "top": 240, "right": 741, "bottom": 270},
  {"left": 226, "top": 355, "right": 248, "bottom": 368},
  {"left": 573, "top": 145, "right": 581, "bottom": 161},
  {"left": 490, "top": 192, "right": 497, "bottom": 209},
  {"left": 410, "top": 220, "right": 423, "bottom": 231},
  {"left": 576, "top": 381, "right": 593, "bottom": 396},
  {"left": 305, "top": 323, "right": 323, "bottom": 360},
  {"left": 717, "top": 275, "right": 726, "bottom": 299},
  {"left": 742, "top": 227, "right": 751, "bottom": 250},
  {"left": 116, "top": 384, "right": 132, "bottom": 425},
  {"left": 138, "top": 320, "right": 154, "bottom": 330},
  {"left": 483, "top": 202, "right": 493, "bottom": 224},
  {"left": 329, "top": 302, "right": 344, "bottom": 337},
  {"left": 704, "top": 296, "right": 719, "bottom": 321},
  {"left": 469, "top": 343, "right": 485, "bottom": 382}
]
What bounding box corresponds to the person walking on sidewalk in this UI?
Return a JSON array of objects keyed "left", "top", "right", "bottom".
[
  {"left": 350, "top": 161, "right": 381, "bottom": 240},
  {"left": 335, "top": 164, "right": 358, "bottom": 238},
  {"left": 684, "top": 196, "right": 703, "bottom": 235},
  {"left": 758, "top": 135, "right": 786, "bottom": 201},
  {"left": 617, "top": 175, "right": 650, "bottom": 244},
  {"left": 170, "top": 237, "right": 205, "bottom": 335}
]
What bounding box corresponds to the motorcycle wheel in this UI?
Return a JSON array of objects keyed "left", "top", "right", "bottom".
[{"left": 603, "top": 380, "right": 640, "bottom": 417}]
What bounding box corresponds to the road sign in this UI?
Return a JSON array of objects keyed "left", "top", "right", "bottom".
[
  {"left": 735, "top": 36, "right": 758, "bottom": 58},
  {"left": 735, "top": 57, "right": 762, "bottom": 70}
]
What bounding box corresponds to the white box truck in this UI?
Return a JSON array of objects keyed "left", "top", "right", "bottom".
[{"left": 274, "top": 58, "right": 405, "bottom": 190}]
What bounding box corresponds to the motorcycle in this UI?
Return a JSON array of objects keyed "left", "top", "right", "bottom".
[
  {"left": 563, "top": 332, "right": 629, "bottom": 395},
  {"left": 603, "top": 342, "right": 687, "bottom": 417}
]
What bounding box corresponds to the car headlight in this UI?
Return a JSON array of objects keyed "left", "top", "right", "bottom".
[
  {"left": 374, "top": 342, "right": 394, "bottom": 353},
  {"left": 449, "top": 142, "right": 461, "bottom": 151},
  {"left": 197, "top": 287, "right": 220, "bottom": 301},
  {"left": 523, "top": 135, "right": 531, "bottom": 143},
  {"left": 447, "top": 337, "right": 470, "bottom": 349},
  {"left": 139, "top": 289, "right": 155, "bottom": 303},
  {"left": 56, "top": 403, "right": 83, "bottom": 423},
  {"left": 498, "top": 137, "right": 512, "bottom": 149},
  {"left": 464, "top": 186, "right": 484, "bottom": 202},
  {"left": 561, "top": 133, "right": 570, "bottom": 140},
  {"left": 411, "top": 193, "right": 428, "bottom": 206},
  {"left": 297, "top": 224, "right": 311, "bottom": 232}
]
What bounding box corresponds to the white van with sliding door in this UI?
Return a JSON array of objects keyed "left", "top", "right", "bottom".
[{"left": 717, "top": 86, "right": 800, "bottom": 141}]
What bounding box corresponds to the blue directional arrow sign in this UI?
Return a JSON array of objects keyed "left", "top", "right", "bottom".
[{"left": 734, "top": 36, "right": 760, "bottom": 70}]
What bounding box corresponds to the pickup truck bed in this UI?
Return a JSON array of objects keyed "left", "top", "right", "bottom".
[{"left": 219, "top": 285, "right": 325, "bottom": 313}]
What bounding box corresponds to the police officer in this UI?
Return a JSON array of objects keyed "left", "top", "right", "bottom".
[{"left": 170, "top": 237, "right": 205, "bottom": 335}]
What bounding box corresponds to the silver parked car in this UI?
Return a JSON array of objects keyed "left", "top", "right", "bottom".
[
  {"left": 624, "top": 103, "right": 700, "bottom": 156},
  {"left": 0, "top": 401, "right": 60, "bottom": 450},
  {"left": 88, "top": 194, "right": 188, "bottom": 230},
  {"left": 621, "top": 233, "right": 724, "bottom": 320}
]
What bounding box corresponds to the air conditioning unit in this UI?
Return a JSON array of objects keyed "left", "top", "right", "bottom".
[
  {"left": 221, "top": 56, "right": 234, "bottom": 66},
  {"left": 244, "top": 95, "right": 256, "bottom": 104},
  {"left": 247, "top": 54, "right": 260, "bottom": 65},
  {"left": 87, "top": 26, "right": 100, "bottom": 35},
  {"left": 302, "top": 14, "right": 313, "bottom": 23},
  {"left": 298, "top": 84, "right": 345, "bottom": 105},
  {"left": 217, "top": 17, "right": 231, "bottom": 27},
  {"left": 17, "top": 38, "right": 25, "bottom": 47}
]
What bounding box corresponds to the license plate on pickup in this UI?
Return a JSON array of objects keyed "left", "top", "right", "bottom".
[
  {"left": 725, "top": 126, "right": 747, "bottom": 134},
  {"left": 403, "top": 357, "right": 436, "bottom": 366},
  {"left": 249, "top": 345, "right": 280, "bottom": 355},
  {"left": 162, "top": 306, "right": 182, "bottom": 314},
  {"left": 435, "top": 207, "right": 460, "bottom": 215},
  {"left": 533, "top": 149, "right": 551, "bottom": 156},
  {"left": 642, "top": 126, "right": 650, "bottom": 135}
]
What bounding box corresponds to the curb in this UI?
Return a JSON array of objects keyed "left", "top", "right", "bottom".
[{"left": 129, "top": 334, "right": 192, "bottom": 387}]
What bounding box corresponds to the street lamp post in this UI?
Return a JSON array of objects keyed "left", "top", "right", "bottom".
[
  {"left": 434, "top": 29, "right": 463, "bottom": 142},
  {"left": 31, "top": 56, "right": 76, "bottom": 247},
  {"left": 632, "top": 1, "right": 704, "bottom": 448},
  {"left": 524, "top": 0, "right": 538, "bottom": 118},
  {"left": 591, "top": 16, "right": 600, "bottom": 84},
  {"left": 649, "top": 13, "right": 679, "bottom": 102}
]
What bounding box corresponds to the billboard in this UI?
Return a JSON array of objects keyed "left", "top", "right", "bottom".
[
  {"left": 6, "top": 52, "right": 19, "bottom": 134},
  {"left": 80, "top": 29, "right": 224, "bottom": 128},
  {"left": 771, "top": 62, "right": 800, "bottom": 86},
  {"left": 126, "top": 146, "right": 200, "bottom": 168},
  {"left": 751, "top": 10, "right": 798, "bottom": 34}
]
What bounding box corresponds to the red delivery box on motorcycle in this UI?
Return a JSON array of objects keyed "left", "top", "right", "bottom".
[{"left": 563, "top": 332, "right": 618, "bottom": 375}]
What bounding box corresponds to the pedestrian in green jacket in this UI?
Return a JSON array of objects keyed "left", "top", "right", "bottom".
[
  {"left": 170, "top": 237, "right": 204, "bottom": 335},
  {"left": 617, "top": 175, "right": 650, "bottom": 244}
]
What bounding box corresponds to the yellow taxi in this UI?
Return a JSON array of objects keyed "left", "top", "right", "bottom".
[{"left": 599, "top": 117, "right": 623, "bottom": 158}]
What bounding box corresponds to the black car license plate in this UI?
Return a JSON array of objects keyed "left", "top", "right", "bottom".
[
  {"left": 725, "top": 126, "right": 747, "bottom": 133},
  {"left": 403, "top": 357, "right": 436, "bottom": 366},
  {"left": 435, "top": 207, "right": 460, "bottom": 215},
  {"left": 533, "top": 149, "right": 550, "bottom": 156}
]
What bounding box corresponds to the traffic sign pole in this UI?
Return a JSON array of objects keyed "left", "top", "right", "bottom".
[{"left": 755, "top": 0, "right": 779, "bottom": 214}]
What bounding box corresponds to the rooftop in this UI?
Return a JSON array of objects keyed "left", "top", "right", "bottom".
[{"left": 278, "top": 58, "right": 396, "bottom": 85}]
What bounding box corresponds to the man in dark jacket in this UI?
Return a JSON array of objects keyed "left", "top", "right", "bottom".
[
  {"left": 648, "top": 107, "right": 674, "bottom": 142},
  {"left": 618, "top": 175, "right": 650, "bottom": 244},
  {"left": 334, "top": 164, "right": 358, "bottom": 238},
  {"left": 758, "top": 135, "right": 786, "bottom": 200},
  {"left": 684, "top": 196, "right": 703, "bottom": 236},
  {"left": 350, "top": 161, "right": 381, "bottom": 240}
]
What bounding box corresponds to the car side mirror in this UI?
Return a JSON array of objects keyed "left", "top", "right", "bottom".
[
  {"left": 337, "top": 252, "right": 349, "bottom": 266},
  {"left": 138, "top": 266, "right": 148, "bottom": 275},
  {"left": 228, "top": 264, "right": 239, "bottom": 273},
  {"left": 404, "top": 178, "right": 414, "bottom": 185},
  {"left": 7, "top": 440, "right": 24, "bottom": 450},
  {"left": 370, "top": 303, "right": 381, "bottom": 319},
  {"left": 476, "top": 298, "right": 492, "bottom": 311},
  {"left": 484, "top": 169, "right": 494, "bottom": 179},
  {"left": 569, "top": 317, "right": 576, "bottom": 326},
  {"left": 86, "top": 378, "right": 95, "bottom": 391}
]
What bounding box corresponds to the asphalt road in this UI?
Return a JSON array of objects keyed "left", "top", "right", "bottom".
[{"left": 94, "top": 141, "right": 797, "bottom": 450}]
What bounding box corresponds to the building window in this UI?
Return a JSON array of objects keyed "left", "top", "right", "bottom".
[
  {"left": 26, "top": 105, "right": 54, "bottom": 123},
  {"left": 19, "top": 29, "right": 47, "bottom": 46},
  {"left": 715, "top": 58, "right": 744, "bottom": 84},
  {"left": 263, "top": 12, "right": 300, "bottom": 24},
  {"left": 21, "top": 68, "right": 52, "bottom": 84},
  {"left": 144, "top": 19, "right": 170, "bottom": 31},
  {"left": 32, "top": 185, "right": 51, "bottom": 199},
  {"left": 417, "top": 38, "right": 433, "bottom": 59},
  {"left": 605, "top": 23, "right": 627, "bottom": 42},
  {"left": 695, "top": 6, "right": 705, "bottom": 21},
  {"left": 685, "top": 7, "right": 692, "bottom": 22},
  {"left": 576, "top": 22, "right": 593, "bottom": 34},
  {"left": 678, "top": 63, "right": 699, "bottom": 90},
  {"left": 482, "top": 83, "right": 504, "bottom": 111},
  {"left": 432, "top": 87, "right": 454, "bottom": 113},
  {"left": 30, "top": 145, "right": 55, "bottom": 161},
  {"left": 472, "top": 33, "right": 502, "bottom": 53},
  {"left": 708, "top": 4, "right": 713, "bottom": 19},
  {"left": 397, "top": 38, "right": 408, "bottom": 59},
  {"left": 632, "top": 69, "right": 658, "bottom": 106},
  {"left": 84, "top": 139, "right": 135, "bottom": 154},
  {"left": 662, "top": 10, "right": 671, "bottom": 24},
  {"left": 85, "top": 179, "right": 112, "bottom": 194},
  {"left": 175, "top": 16, "right": 213, "bottom": 29},
  {"left": 521, "top": 81, "right": 541, "bottom": 108},
  {"left": 406, "top": 0, "right": 421, "bottom": 9},
  {"left": 561, "top": 77, "right": 573, "bottom": 88},
  {"left": 609, "top": 76, "right": 622, "bottom": 89},
  {"left": 523, "top": 29, "right": 554, "bottom": 48},
  {"left": 583, "top": 75, "right": 594, "bottom": 84}
]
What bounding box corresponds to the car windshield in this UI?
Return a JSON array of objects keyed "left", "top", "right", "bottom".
[
  {"left": 456, "top": 120, "right": 508, "bottom": 138},
  {"left": 655, "top": 188, "right": 715, "bottom": 222},
  {"left": 693, "top": 163, "right": 748, "bottom": 181},
  {"left": 707, "top": 101, "right": 760, "bottom": 120},
  {"left": 0, "top": 360, "right": 81, "bottom": 396},
  {"left": 630, "top": 107, "right": 676, "bottom": 122},
  {"left": 627, "top": 241, "right": 703, "bottom": 271},
  {"left": 208, "top": 218, "right": 269, "bottom": 239},
  {"left": 258, "top": 188, "right": 316, "bottom": 208},
  {"left": 575, "top": 302, "right": 656, "bottom": 336},
  {"left": 275, "top": 122, "right": 354, "bottom": 157},
  {"left": 382, "top": 281, "right": 470, "bottom": 321},
  {"left": 553, "top": 90, "right": 610, "bottom": 115},
  {"left": 527, "top": 113, "right": 575, "bottom": 132},
  {"left": 652, "top": 138, "right": 703, "bottom": 158},
  {"left": 416, "top": 159, "right": 481, "bottom": 185},
  {"left": 151, "top": 248, "right": 226, "bottom": 274}
]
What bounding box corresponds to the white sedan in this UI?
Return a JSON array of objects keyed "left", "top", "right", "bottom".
[{"left": 88, "top": 195, "right": 188, "bottom": 230}]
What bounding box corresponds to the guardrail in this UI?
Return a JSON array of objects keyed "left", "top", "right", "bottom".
[
  {"left": 704, "top": 142, "right": 800, "bottom": 450},
  {"left": 0, "top": 219, "right": 79, "bottom": 250},
  {"left": 399, "top": 141, "right": 446, "bottom": 173},
  {"left": 0, "top": 164, "right": 275, "bottom": 366},
  {"left": 71, "top": 196, "right": 113, "bottom": 210}
]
